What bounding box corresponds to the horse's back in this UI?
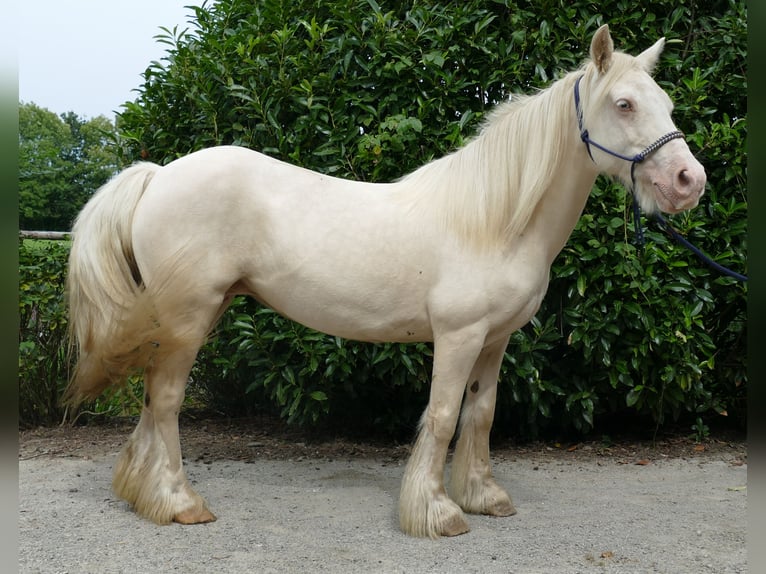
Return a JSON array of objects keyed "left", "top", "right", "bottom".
[
  {"left": 138, "top": 146, "right": 324, "bottom": 214},
  {"left": 132, "top": 146, "right": 343, "bottom": 258}
]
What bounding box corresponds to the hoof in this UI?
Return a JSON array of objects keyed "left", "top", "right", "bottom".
[
  {"left": 452, "top": 477, "right": 517, "bottom": 518},
  {"left": 173, "top": 507, "right": 217, "bottom": 524},
  {"left": 485, "top": 497, "right": 517, "bottom": 517},
  {"left": 441, "top": 512, "right": 470, "bottom": 537}
]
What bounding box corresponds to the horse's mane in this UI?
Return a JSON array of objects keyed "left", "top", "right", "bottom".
[{"left": 398, "top": 52, "right": 638, "bottom": 251}]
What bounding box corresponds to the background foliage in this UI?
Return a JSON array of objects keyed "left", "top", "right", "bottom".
[
  {"left": 18, "top": 103, "right": 118, "bottom": 231},
  {"left": 19, "top": 240, "right": 70, "bottom": 425},
  {"left": 20, "top": 0, "right": 747, "bottom": 437}
]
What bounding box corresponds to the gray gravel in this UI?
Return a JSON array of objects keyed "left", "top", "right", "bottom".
[{"left": 19, "top": 450, "right": 746, "bottom": 573}]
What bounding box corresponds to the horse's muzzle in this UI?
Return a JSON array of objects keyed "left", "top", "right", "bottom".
[{"left": 653, "top": 157, "right": 706, "bottom": 213}]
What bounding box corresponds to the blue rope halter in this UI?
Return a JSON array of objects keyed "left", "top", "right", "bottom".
[
  {"left": 573, "top": 75, "right": 747, "bottom": 282},
  {"left": 574, "top": 75, "right": 685, "bottom": 198}
]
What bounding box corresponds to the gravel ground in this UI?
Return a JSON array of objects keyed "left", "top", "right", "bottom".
[{"left": 19, "top": 420, "right": 747, "bottom": 573}]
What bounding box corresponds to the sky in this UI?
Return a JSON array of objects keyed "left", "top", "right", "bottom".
[{"left": 19, "top": 0, "right": 206, "bottom": 121}]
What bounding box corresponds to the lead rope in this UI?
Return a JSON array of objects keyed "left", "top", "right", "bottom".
[
  {"left": 633, "top": 205, "right": 748, "bottom": 282},
  {"left": 632, "top": 199, "right": 644, "bottom": 250}
]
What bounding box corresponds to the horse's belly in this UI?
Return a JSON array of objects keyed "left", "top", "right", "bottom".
[
  {"left": 249, "top": 279, "right": 434, "bottom": 343},
  {"left": 237, "top": 195, "right": 437, "bottom": 342}
]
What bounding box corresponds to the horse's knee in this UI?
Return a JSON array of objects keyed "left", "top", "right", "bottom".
[{"left": 422, "top": 403, "right": 462, "bottom": 445}]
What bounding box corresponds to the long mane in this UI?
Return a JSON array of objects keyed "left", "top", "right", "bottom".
[{"left": 397, "top": 63, "right": 603, "bottom": 251}]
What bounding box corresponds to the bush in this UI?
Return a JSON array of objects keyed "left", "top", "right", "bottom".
[
  {"left": 194, "top": 297, "right": 432, "bottom": 437},
  {"left": 19, "top": 240, "right": 70, "bottom": 426},
  {"left": 498, "top": 182, "right": 746, "bottom": 437},
  {"left": 21, "top": 0, "right": 744, "bottom": 436}
]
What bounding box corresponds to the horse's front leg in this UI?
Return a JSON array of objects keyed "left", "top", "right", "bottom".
[
  {"left": 398, "top": 326, "right": 486, "bottom": 538},
  {"left": 450, "top": 335, "right": 516, "bottom": 517}
]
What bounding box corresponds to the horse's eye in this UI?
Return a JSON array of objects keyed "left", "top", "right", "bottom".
[{"left": 616, "top": 99, "right": 632, "bottom": 111}]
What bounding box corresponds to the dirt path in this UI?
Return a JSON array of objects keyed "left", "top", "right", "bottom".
[{"left": 19, "top": 419, "right": 747, "bottom": 573}]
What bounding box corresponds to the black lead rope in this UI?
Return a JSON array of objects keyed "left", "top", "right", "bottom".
[
  {"left": 575, "top": 75, "right": 747, "bottom": 283},
  {"left": 632, "top": 205, "right": 748, "bottom": 282},
  {"left": 632, "top": 199, "right": 645, "bottom": 249}
]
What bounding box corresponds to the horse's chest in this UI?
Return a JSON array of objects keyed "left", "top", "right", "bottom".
[
  {"left": 430, "top": 260, "right": 550, "bottom": 339},
  {"left": 485, "top": 269, "right": 550, "bottom": 335}
]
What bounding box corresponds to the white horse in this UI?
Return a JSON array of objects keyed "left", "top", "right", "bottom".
[{"left": 66, "top": 25, "right": 705, "bottom": 538}]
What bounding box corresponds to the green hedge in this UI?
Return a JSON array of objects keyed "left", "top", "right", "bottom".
[
  {"left": 19, "top": 240, "right": 70, "bottom": 425},
  {"left": 21, "top": 0, "right": 746, "bottom": 436},
  {"left": 193, "top": 298, "right": 433, "bottom": 434}
]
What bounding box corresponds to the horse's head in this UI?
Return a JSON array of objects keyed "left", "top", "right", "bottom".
[{"left": 577, "top": 25, "right": 706, "bottom": 214}]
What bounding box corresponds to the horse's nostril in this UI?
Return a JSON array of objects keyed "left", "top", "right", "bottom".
[{"left": 678, "top": 169, "right": 690, "bottom": 187}]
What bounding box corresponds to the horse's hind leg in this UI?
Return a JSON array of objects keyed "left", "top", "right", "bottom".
[
  {"left": 112, "top": 341, "right": 215, "bottom": 524},
  {"left": 112, "top": 294, "right": 231, "bottom": 524},
  {"left": 450, "top": 336, "right": 516, "bottom": 517}
]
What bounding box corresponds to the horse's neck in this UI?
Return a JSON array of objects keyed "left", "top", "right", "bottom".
[
  {"left": 522, "top": 150, "right": 599, "bottom": 266},
  {"left": 497, "top": 72, "right": 600, "bottom": 265},
  {"left": 395, "top": 70, "right": 598, "bottom": 259}
]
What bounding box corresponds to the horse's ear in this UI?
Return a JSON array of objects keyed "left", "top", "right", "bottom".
[
  {"left": 590, "top": 24, "right": 614, "bottom": 74},
  {"left": 636, "top": 37, "right": 666, "bottom": 74}
]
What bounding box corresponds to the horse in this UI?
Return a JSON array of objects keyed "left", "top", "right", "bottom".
[{"left": 66, "top": 24, "right": 705, "bottom": 538}]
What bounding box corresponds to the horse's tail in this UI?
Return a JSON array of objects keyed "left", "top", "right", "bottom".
[{"left": 66, "top": 162, "right": 161, "bottom": 404}]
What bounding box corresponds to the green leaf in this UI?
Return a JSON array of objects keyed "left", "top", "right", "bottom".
[
  {"left": 423, "top": 51, "right": 446, "bottom": 68},
  {"left": 626, "top": 387, "right": 643, "bottom": 407},
  {"left": 576, "top": 274, "right": 586, "bottom": 297}
]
